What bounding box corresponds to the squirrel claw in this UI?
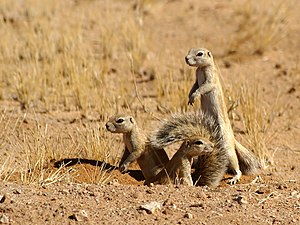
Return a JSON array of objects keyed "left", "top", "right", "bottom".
[
  {"left": 119, "top": 164, "right": 129, "bottom": 173},
  {"left": 228, "top": 178, "right": 239, "bottom": 185},
  {"left": 228, "top": 171, "right": 241, "bottom": 185},
  {"left": 188, "top": 100, "right": 194, "bottom": 106}
]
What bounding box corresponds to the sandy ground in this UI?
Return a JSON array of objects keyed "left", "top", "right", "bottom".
[{"left": 0, "top": 0, "right": 300, "bottom": 224}]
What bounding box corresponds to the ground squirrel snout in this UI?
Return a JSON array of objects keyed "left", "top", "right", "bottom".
[
  {"left": 105, "top": 115, "right": 135, "bottom": 133},
  {"left": 185, "top": 48, "right": 213, "bottom": 68}
]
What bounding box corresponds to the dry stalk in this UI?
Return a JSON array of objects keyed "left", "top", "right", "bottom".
[{"left": 128, "top": 52, "right": 148, "bottom": 112}]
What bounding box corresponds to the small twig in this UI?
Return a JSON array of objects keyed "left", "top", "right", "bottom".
[
  {"left": 250, "top": 175, "right": 263, "bottom": 184},
  {"left": 194, "top": 174, "right": 202, "bottom": 186},
  {"left": 258, "top": 192, "right": 276, "bottom": 204},
  {"left": 127, "top": 53, "right": 148, "bottom": 113}
]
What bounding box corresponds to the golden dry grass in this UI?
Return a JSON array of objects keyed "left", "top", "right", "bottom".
[
  {"left": 227, "top": 0, "right": 291, "bottom": 56},
  {"left": 0, "top": 0, "right": 283, "bottom": 185},
  {"left": 225, "top": 76, "right": 279, "bottom": 168}
]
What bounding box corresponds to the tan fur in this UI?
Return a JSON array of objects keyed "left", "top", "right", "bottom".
[
  {"left": 149, "top": 111, "right": 228, "bottom": 187},
  {"left": 105, "top": 115, "right": 169, "bottom": 181},
  {"left": 145, "top": 136, "right": 214, "bottom": 186},
  {"left": 185, "top": 48, "right": 261, "bottom": 184}
]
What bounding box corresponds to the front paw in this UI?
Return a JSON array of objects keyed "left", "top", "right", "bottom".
[
  {"left": 119, "top": 163, "right": 129, "bottom": 173},
  {"left": 188, "top": 95, "right": 196, "bottom": 105},
  {"left": 188, "top": 100, "right": 194, "bottom": 106}
]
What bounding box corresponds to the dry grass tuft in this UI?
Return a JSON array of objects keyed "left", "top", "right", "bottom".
[
  {"left": 0, "top": 110, "right": 115, "bottom": 185},
  {"left": 0, "top": 158, "right": 16, "bottom": 182},
  {"left": 155, "top": 65, "right": 196, "bottom": 113},
  {"left": 227, "top": 1, "right": 290, "bottom": 56},
  {"left": 0, "top": 111, "right": 22, "bottom": 181},
  {"left": 0, "top": 0, "right": 154, "bottom": 185},
  {"left": 227, "top": 79, "right": 278, "bottom": 168},
  {"left": 72, "top": 163, "right": 113, "bottom": 185},
  {"left": 122, "top": 16, "right": 148, "bottom": 74},
  {"left": 0, "top": 0, "right": 291, "bottom": 186}
]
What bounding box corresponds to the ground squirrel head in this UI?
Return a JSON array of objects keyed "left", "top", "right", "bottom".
[
  {"left": 185, "top": 48, "right": 213, "bottom": 68},
  {"left": 105, "top": 115, "right": 136, "bottom": 133},
  {"left": 180, "top": 136, "right": 214, "bottom": 157}
]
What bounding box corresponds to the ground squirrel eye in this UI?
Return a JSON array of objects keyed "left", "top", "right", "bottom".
[
  {"left": 194, "top": 140, "right": 203, "bottom": 145},
  {"left": 196, "top": 51, "right": 204, "bottom": 57},
  {"left": 116, "top": 118, "right": 124, "bottom": 123}
]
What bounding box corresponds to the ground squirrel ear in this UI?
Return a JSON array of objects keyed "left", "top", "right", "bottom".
[
  {"left": 129, "top": 117, "right": 134, "bottom": 124},
  {"left": 207, "top": 52, "right": 211, "bottom": 57},
  {"left": 186, "top": 140, "right": 191, "bottom": 148}
]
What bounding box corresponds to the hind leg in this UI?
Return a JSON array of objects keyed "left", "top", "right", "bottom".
[
  {"left": 227, "top": 147, "right": 242, "bottom": 184},
  {"left": 225, "top": 136, "right": 242, "bottom": 184}
]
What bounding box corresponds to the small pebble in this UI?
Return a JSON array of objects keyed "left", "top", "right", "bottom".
[
  {"left": 140, "top": 201, "right": 162, "bottom": 214},
  {"left": 69, "top": 210, "right": 88, "bottom": 222},
  {"left": 184, "top": 213, "right": 193, "bottom": 219},
  {"left": 0, "top": 214, "right": 9, "bottom": 224},
  {"left": 0, "top": 194, "right": 6, "bottom": 203},
  {"left": 234, "top": 195, "right": 248, "bottom": 205}
]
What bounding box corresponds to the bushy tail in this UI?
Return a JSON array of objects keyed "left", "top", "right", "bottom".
[
  {"left": 235, "top": 140, "right": 262, "bottom": 174},
  {"left": 149, "top": 111, "right": 217, "bottom": 149},
  {"left": 150, "top": 111, "right": 227, "bottom": 187},
  {"left": 193, "top": 138, "right": 229, "bottom": 187}
]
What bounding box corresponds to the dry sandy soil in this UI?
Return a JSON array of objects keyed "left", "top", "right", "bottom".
[{"left": 0, "top": 0, "right": 300, "bottom": 224}]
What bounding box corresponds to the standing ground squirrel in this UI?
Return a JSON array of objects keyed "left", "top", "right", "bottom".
[
  {"left": 150, "top": 111, "right": 228, "bottom": 187},
  {"left": 185, "top": 48, "right": 261, "bottom": 184},
  {"left": 145, "top": 136, "right": 214, "bottom": 186},
  {"left": 105, "top": 115, "right": 169, "bottom": 181}
]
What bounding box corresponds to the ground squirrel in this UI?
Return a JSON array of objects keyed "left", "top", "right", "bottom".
[
  {"left": 150, "top": 111, "right": 229, "bottom": 187},
  {"left": 105, "top": 115, "right": 169, "bottom": 181},
  {"left": 185, "top": 48, "right": 261, "bottom": 184},
  {"left": 145, "top": 136, "right": 214, "bottom": 186}
]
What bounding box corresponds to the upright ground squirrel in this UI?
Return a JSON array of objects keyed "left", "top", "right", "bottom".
[
  {"left": 105, "top": 115, "right": 169, "bottom": 181},
  {"left": 145, "top": 136, "right": 214, "bottom": 186},
  {"left": 150, "top": 111, "right": 229, "bottom": 187},
  {"left": 185, "top": 48, "right": 261, "bottom": 184}
]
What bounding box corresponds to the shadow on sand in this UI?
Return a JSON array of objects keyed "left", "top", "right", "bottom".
[{"left": 54, "top": 158, "right": 145, "bottom": 182}]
